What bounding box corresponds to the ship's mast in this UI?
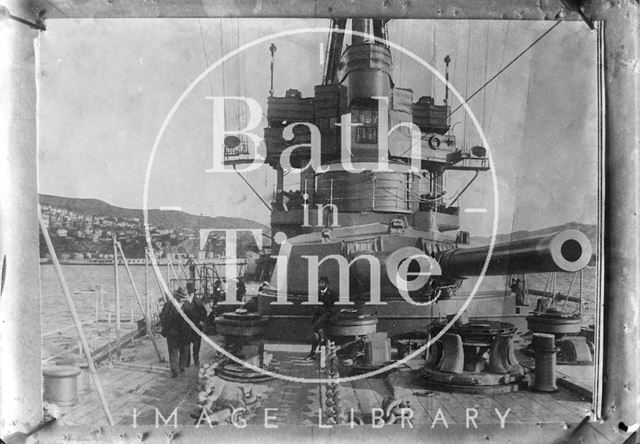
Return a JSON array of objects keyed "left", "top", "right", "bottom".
[{"left": 260, "top": 19, "right": 489, "bottom": 246}]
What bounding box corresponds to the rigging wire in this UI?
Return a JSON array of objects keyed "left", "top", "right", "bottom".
[
  {"left": 198, "top": 19, "right": 215, "bottom": 96},
  {"left": 486, "top": 23, "right": 510, "bottom": 134},
  {"left": 397, "top": 21, "right": 405, "bottom": 85},
  {"left": 482, "top": 23, "right": 490, "bottom": 129},
  {"left": 235, "top": 19, "right": 242, "bottom": 129},
  {"left": 210, "top": 19, "right": 271, "bottom": 214},
  {"left": 218, "top": 18, "right": 228, "bottom": 129},
  {"left": 451, "top": 23, "right": 461, "bottom": 102},
  {"left": 396, "top": 21, "right": 561, "bottom": 159},
  {"left": 234, "top": 166, "right": 272, "bottom": 212},
  {"left": 463, "top": 22, "right": 471, "bottom": 148},
  {"left": 448, "top": 21, "right": 561, "bottom": 118},
  {"left": 430, "top": 23, "right": 437, "bottom": 98},
  {"left": 508, "top": 20, "right": 539, "bottom": 251}
]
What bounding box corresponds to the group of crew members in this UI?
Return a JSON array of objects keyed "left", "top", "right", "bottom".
[
  {"left": 159, "top": 275, "right": 337, "bottom": 375},
  {"left": 159, "top": 277, "right": 247, "bottom": 378}
]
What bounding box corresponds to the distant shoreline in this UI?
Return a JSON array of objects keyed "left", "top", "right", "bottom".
[
  {"left": 40, "top": 260, "right": 148, "bottom": 266},
  {"left": 39, "top": 258, "right": 249, "bottom": 266}
]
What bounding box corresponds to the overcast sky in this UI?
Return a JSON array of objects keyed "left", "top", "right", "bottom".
[{"left": 37, "top": 19, "right": 598, "bottom": 236}]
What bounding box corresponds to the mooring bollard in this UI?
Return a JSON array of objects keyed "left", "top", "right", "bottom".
[
  {"left": 43, "top": 365, "right": 82, "bottom": 406},
  {"left": 533, "top": 332, "right": 559, "bottom": 392},
  {"left": 55, "top": 357, "right": 91, "bottom": 395}
]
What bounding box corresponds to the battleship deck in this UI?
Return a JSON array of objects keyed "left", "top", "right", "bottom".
[{"left": 53, "top": 335, "right": 592, "bottom": 428}]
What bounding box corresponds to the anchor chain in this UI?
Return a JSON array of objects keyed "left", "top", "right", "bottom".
[
  {"left": 380, "top": 397, "right": 413, "bottom": 425},
  {"left": 323, "top": 340, "right": 347, "bottom": 425}
]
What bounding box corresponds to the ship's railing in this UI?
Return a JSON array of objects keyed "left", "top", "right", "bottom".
[{"left": 40, "top": 240, "right": 171, "bottom": 369}]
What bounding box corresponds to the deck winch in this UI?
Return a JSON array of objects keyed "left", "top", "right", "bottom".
[
  {"left": 325, "top": 313, "right": 393, "bottom": 375},
  {"left": 526, "top": 308, "right": 592, "bottom": 364},
  {"left": 421, "top": 320, "right": 528, "bottom": 394},
  {"left": 215, "top": 309, "right": 271, "bottom": 382}
]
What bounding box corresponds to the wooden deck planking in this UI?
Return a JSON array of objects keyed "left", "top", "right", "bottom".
[
  {"left": 366, "top": 377, "right": 391, "bottom": 404},
  {"left": 430, "top": 392, "right": 468, "bottom": 425},
  {"left": 529, "top": 393, "right": 589, "bottom": 423},
  {"left": 385, "top": 369, "right": 437, "bottom": 424},
  {"left": 546, "top": 390, "right": 593, "bottom": 418},
  {"left": 340, "top": 380, "right": 373, "bottom": 424},
  {"left": 274, "top": 383, "right": 299, "bottom": 425},
  {"left": 392, "top": 368, "right": 466, "bottom": 426},
  {"left": 510, "top": 392, "right": 560, "bottom": 423},
  {"left": 351, "top": 378, "right": 382, "bottom": 423},
  {"left": 450, "top": 392, "right": 496, "bottom": 425},
  {"left": 250, "top": 381, "right": 283, "bottom": 426},
  {"left": 405, "top": 393, "right": 436, "bottom": 424},
  {"left": 55, "top": 337, "right": 593, "bottom": 428},
  {"left": 344, "top": 379, "right": 367, "bottom": 423},
  {"left": 390, "top": 368, "right": 465, "bottom": 425},
  {"left": 248, "top": 351, "right": 323, "bottom": 426},
  {"left": 472, "top": 394, "right": 525, "bottom": 423},
  {"left": 496, "top": 393, "right": 549, "bottom": 423},
  {"left": 490, "top": 393, "right": 542, "bottom": 424},
  {"left": 384, "top": 373, "right": 433, "bottom": 425},
  {"left": 278, "top": 354, "right": 321, "bottom": 425},
  {"left": 94, "top": 368, "right": 193, "bottom": 426},
  {"left": 134, "top": 369, "right": 200, "bottom": 426},
  {"left": 117, "top": 371, "right": 179, "bottom": 425},
  {"left": 530, "top": 395, "right": 583, "bottom": 424},
  {"left": 62, "top": 365, "right": 156, "bottom": 424}
]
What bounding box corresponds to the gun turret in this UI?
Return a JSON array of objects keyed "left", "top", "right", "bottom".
[{"left": 268, "top": 226, "right": 593, "bottom": 301}]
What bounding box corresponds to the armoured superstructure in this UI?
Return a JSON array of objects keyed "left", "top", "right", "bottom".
[{"left": 232, "top": 19, "right": 593, "bottom": 338}]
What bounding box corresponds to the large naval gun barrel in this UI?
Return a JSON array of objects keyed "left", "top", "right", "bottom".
[{"left": 437, "top": 229, "right": 593, "bottom": 280}]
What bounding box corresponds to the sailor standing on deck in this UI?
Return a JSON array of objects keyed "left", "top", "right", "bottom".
[
  {"left": 160, "top": 287, "right": 191, "bottom": 378},
  {"left": 305, "top": 276, "right": 339, "bottom": 360},
  {"left": 183, "top": 282, "right": 207, "bottom": 367}
]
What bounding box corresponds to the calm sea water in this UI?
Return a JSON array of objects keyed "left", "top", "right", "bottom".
[
  {"left": 40, "top": 264, "right": 167, "bottom": 361},
  {"left": 524, "top": 267, "right": 598, "bottom": 326},
  {"left": 40, "top": 264, "right": 598, "bottom": 360}
]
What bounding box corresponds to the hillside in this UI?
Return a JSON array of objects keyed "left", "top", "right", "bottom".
[
  {"left": 39, "top": 194, "right": 270, "bottom": 260},
  {"left": 39, "top": 194, "right": 269, "bottom": 233}
]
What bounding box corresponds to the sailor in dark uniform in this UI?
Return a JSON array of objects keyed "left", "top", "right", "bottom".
[
  {"left": 160, "top": 287, "right": 191, "bottom": 377},
  {"left": 183, "top": 283, "right": 207, "bottom": 367},
  {"left": 305, "top": 276, "right": 339, "bottom": 360}
]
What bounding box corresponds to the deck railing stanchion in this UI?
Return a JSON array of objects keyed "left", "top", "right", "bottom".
[
  {"left": 117, "top": 241, "right": 164, "bottom": 362},
  {"left": 113, "top": 236, "right": 121, "bottom": 358},
  {"left": 145, "top": 248, "right": 150, "bottom": 329},
  {"left": 148, "top": 250, "right": 167, "bottom": 303},
  {"left": 579, "top": 269, "right": 583, "bottom": 317}
]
